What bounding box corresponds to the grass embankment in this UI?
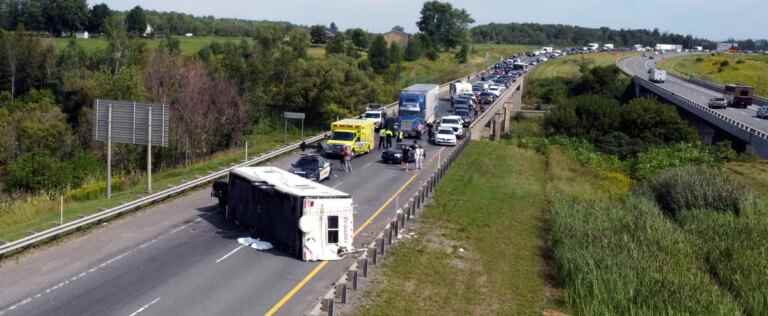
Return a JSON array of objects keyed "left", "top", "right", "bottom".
[
  {"left": 0, "top": 129, "right": 313, "bottom": 242},
  {"left": 527, "top": 51, "right": 639, "bottom": 81},
  {"left": 53, "top": 36, "right": 250, "bottom": 56},
  {"left": 356, "top": 135, "right": 628, "bottom": 315},
  {"left": 658, "top": 53, "right": 768, "bottom": 96}
]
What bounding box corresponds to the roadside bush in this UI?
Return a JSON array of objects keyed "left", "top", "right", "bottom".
[
  {"left": 695, "top": 57, "right": 704, "bottom": 62},
  {"left": 720, "top": 60, "right": 730, "bottom": 68},
  {"left": 632, "top": 143, "right": 718, "bottom": 179},
  {"left": 641, "top": 166, "right": 748, "bottom": 217},
  {"left": 736, "top": 59, "right": 745, "bottom": 64}
]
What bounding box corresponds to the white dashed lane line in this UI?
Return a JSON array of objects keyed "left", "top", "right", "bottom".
[
  {"left": 0, "top": 218, "right": 200, "bottom": 316},
  {"left": 127, "top": 297, "right": 161, "bottom": 316}
]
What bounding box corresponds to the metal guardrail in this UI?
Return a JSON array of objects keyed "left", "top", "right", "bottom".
[
  {"left": 617, "top": 56, "right": 768, "bottom": 142},
  {"left": 0, "top": 133, "right": 328, "bottom": 258},
  {"left": 0, "top": 63, "right": 500, "bottom": 258},
  {"left": 633, "top": 76, "right": 768, "bottom": 141}
]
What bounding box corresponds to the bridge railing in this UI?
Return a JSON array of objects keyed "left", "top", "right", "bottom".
[{"left": 633, "top": 76, "right": 768, "bottom": 141}]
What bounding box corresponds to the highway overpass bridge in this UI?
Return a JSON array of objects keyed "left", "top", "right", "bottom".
[{"left": 619, "top": 55, "right": 768, "bottom": 158}]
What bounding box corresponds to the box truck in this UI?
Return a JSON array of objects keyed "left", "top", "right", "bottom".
[
  {"left": 724, "top": 84, "right": 754, "bottom": 108},
  {"left": 398, "top": 84, "right": 439, "bottom": 138},
  {"left": 450, "top": 81, "right": 473, "bottom": 105},
  {"left": 212, "top": 167, "right": 354, "bottom": 261},
  {"left": 649, "top": 69, "right": 667, "bottom": 83}
]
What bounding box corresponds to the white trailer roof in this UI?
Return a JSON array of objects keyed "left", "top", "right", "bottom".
[{"left": 232, "top": 167, "right": 351, "bottom": 198}]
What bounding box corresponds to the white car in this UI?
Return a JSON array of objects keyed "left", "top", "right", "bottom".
[
  {"left": 487, "top": 85, "right": 503, "bottom": 97},
  {"left": 363, "top": 110, "right": 385, "bottom": 128},
  {"left": 433, "top": 126, "right": 457, "bottom": 146},
  {"left": 440, "top": 115, "right": 465, "bottom": 139}
]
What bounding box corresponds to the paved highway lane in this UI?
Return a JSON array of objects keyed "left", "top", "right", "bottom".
[
  {"left": 0, "top": 88, "right": 464, "bottom": 316},
  {"left": 619, "top": 55, "right": 768, "bottom": 134}
]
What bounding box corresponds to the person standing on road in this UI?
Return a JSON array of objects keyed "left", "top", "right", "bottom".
[
  {"left": 378, "top": 128, "right": 387, "bottom": 150},
  {"left": 385, "top": 129, "right": 393, "bottom": 149},
  {"left": 415, "top": 144, "right": 425, "bottom": 170},
  {"left": 343, "top": 145, "right": 353, "bottom": 172},
  {"left": 401, "top": 144, "right": 411, "bottom": 171}
]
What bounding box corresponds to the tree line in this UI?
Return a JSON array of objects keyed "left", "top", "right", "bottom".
[
  {"left": 471, "top": 23, "right": 717, "bottom": 49},
  {"left": 0, "top": 0, "right": 291, "bottom": 36}
]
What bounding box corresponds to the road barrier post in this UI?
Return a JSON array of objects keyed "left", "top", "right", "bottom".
[
  {"left": 376, "top": 237, "right": 384, "bottom": 256},
  {"left": 336, "top": 282, "right": 347, "bottom": 304},
  {"left": 348, "top": 269, "right": 358, "bottom": 290},
  {"left": 369, "top": 246, "right": 378, "bottom": 265},
  {"left": 322, "top": 297, "right": 334, "bottom": 316},
  {"left": 358, "top": 257, "right": 368, "bottom": 277}
]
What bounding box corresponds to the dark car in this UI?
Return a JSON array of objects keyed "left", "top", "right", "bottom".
[
  {"left": 381, "top": 145, "right": 416, "bottom": 164},
  {"left": 290, "top": 154, "right": 332, "bottom": 182},
  {"left": 455, "top": 110, "right": 473, "bottom": 127},
  {"left": 479, "top": 92, "right": 497, "bottom": 104}
]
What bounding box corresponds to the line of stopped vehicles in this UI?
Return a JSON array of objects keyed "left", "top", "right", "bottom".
[{"left": 208, "top": 52, "right": 540, "bottom": 262}]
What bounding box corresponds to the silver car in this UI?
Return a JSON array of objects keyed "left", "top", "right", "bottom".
[
  {"left": 708, "top": 97, "right": 727, "bottom": 109},
  {"left": 758, "top": 106, "right": 768, "bottom": 119}
]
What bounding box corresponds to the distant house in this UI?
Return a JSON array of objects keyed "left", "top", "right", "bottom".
[
  {"left": 143, "top": 24, "right": 154, "bottom": 37},
  {"left": 75, "top": 31, "right": 89, "bottom": 39},
  {"left": 383, "top": 31, "right": 410, "bottom": 47},
  {"left": 185, "top": 33, "right": 194, "bottom": 37},
  {"left": 717, "top": 42, "right": 738, "bottom": 52}
]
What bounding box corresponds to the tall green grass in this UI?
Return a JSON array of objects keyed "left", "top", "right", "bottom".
[{"left": 551, "top": 196, "right": 743, "bottom": 315}]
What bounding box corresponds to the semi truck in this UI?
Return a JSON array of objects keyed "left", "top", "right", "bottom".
[
  {"left": 398, "top": 84, "right": 439, "bottom": 138},
  {"left": 324, "top": 119, "right": 375, "bottom": 157},
  {"left": 649, "top": 69, "right": 667, "bottom": 83},
  {"left": 724, "top": 84, "right": 754, "bottom": 108},
  {"left": 212, "top": 166, "right": 354, "bottom": 261}
]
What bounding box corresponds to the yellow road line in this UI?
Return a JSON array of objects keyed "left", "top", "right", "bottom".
[{"left": 264, "top": 147, "right": 447, "bottom": 316}]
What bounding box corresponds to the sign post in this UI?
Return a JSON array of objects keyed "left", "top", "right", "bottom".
[
  {"left": 283, "top": 112, "right": 306, "bottom": 143},
  {"left": 94, "top": 100, "right": 169, "bottom": 198}
]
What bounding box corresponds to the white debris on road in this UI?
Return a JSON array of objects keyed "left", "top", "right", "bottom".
[{"left": 237, "top": 237, "right": 274, "bottom": 250}]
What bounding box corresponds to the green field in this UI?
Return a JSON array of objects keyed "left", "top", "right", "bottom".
[
  {"left": 658, "top": 53, "right": 768, "bottom": 96},
  {"left": 0, "top": 128, "right": 314, "bottom": 242},
  {"left": 52, "top": 36, "right": 249, "bottom": 56},
  {"left": 527, "top": 51, "right": 639, "bottom": 81}
]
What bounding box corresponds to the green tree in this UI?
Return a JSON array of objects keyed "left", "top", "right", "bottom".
[
  {"left": 391, "top": 25, "right": 405, "bottom": 33},
  {"left": 125, "top": 6, "right": 146, "bottom": 35},
  {"left": 455, "top": 42, "right": 470, "bottom": 64},
  {"left": 416, "top": 1, "right": 474, "bottom": 50},
  {"left": 20, "top": 0, "right": 46, "bottom": 31},
  {"left": 325, "top": 33, "right": 346, "bottom": 55},
  {"left": 619, "top": 98, "right": 697, "bottom": 146},
  {"left": 348, "top": 28, "right": 369, "bottom": 49},
  {"left": 389, "top": 42, "right": 403, "bottom": 65},
  {"left": 158, "top": 34, "right": 180, "bottom": 56},
  {"left": 329, "top": 22, "right": 338, "bottom": 34},
  {"left": 404, "top": 38, "right": 423, "bottom": 61},
  {"left": 368, "top": 35, "right": 390, "bottom": 73},
  {"left": 309, "top": 25, "right": 327, "bottom": 44},
  {"left": 43, "top": 0, "right": 89, "bottom": 35},
  {"left": 88, "top": 3, "right": 111, "bottom": 33},
  {"left": 286, "top": 28, "right": 310, "bottom": 59}
]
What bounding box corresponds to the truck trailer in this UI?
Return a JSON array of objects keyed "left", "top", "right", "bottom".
[
  {"left": 649, "top": 69, "right": 667, "bottom": 83},
  {"left": 724, "top": 84, "right": 754, "bottom": 108},
  {"left": 450, "top": 81, "right": 473, "bottom": 105},
  {"left": 212, "top": 167, "right": 354, "bottom": 261},
  {"left": 398, "top": 84, "right": 439, "bottom": 138}
]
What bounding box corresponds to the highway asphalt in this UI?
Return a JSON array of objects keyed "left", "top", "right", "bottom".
[
  {"left": 618, "top": 55, "right": 768, "bottom": 134},
  {"left": 0, "top": 85, "right": 472, "bottom": 316}
]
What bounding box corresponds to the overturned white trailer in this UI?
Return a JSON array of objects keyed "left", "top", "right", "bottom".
[{"left": 214, "top": 166, "right": 354, "bottom": 261}]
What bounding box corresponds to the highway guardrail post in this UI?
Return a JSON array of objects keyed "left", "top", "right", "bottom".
[
  {"left": 369, "top": 245, "right": 378, "bottom": 265},
  {"left": 322, "top": 297, "right": 334, "bottom": 316},
  {"left": 376, "top": 237, "right": 384, "bottom": 256},
  {"left": 336, "top": 281, "right": 347, "bottom": 304},
  {"left": 358, "top": 257, "right": 368, "bottom": 277},
  {"left": 348, "top": 269, "right": 358, "bottom": 290}
]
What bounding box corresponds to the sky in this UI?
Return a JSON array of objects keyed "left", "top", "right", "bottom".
[{"left": 93, "top": 0, "right": 766, "bottom": 41}]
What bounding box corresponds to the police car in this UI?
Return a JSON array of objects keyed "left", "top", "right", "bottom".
[{"left": 291, "top": 154, "right": 332, "bottom": 182}]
